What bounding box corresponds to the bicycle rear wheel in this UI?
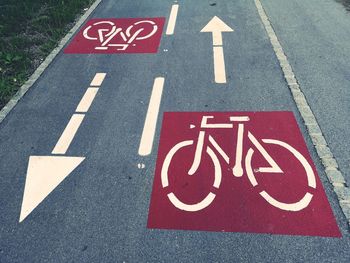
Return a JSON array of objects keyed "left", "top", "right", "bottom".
[{"left": 161, "top": 140, "right": 222, "bottom": 212}]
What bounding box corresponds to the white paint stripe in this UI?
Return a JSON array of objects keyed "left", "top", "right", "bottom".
[
  {"left": 212, "top": 31, "right": 223, "bottom": 46},
  {"left": 75, "top": 87, "right": 99, "bottom": 113},
  {"left": 260, "top": 191, "right": 313, "bottom": 211},
  {"left": 209, "top": 136, "right": 229, "bottom": 164},
  {"left": 167, "top": 192, "right": 216, "bottom": 211},
  {"left": 166, "top": 4, "right": 179, "bottom": 35},
  {"left": 246, "top": 149, "right": 258, "bottom": 187},
  {"left": 161, "top": 140, "right": 193, "bottom": 188},
  {"left": 138, "top": 77, "right": 165, "bottom": 156},
  {"left": 95, "top": 47, "right": 108, "bottom": 50},
  {"left": 230, "top": 116, "right": 250, "bottom": 122},
  {"left": 188, "top": 131, "right": 205, "bottom": 175},
  {"left": 248, "top": 132, "right": 282, "bottom": 173},
  {"left": 90, "top": 73, "right": 106, "bottom": 86},
  {"left": 52, "top": 114, "right": 85, "bottom": 154},
  {"left": 207, "top": 147, "right": 222, "bottom": 188},
  {"left": 232, "top": 123, "right": 244, "bottom": 177},
  {"left": 213, "top": 46, "right": 227, "bottom": 83}
]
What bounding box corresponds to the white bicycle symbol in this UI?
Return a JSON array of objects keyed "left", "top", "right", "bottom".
[
  {"left": 83, "top": 20, "right": 158, "bottom": 50},
  {"left": 161, "top": 115, "right": 316, "bottom": 212}
]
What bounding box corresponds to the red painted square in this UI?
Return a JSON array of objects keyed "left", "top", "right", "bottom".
[
  {"left": 147, "top": 112, "right": 341, "bottom": 237},
  {"left": 64, "top": 17, "right": 165, "bottom": 53}
]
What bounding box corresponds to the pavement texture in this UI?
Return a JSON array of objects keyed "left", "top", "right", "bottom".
[{"left": 0, "top": 0, "right": 350, "bottom": 262}]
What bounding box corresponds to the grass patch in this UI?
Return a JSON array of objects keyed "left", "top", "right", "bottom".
[{"left": 0, "top": 0, "right": 94, "bottom": 109}]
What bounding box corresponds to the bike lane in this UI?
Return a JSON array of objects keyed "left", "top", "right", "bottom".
[{"left": 0, "top": 0, "right": 349, "bottom": 262}]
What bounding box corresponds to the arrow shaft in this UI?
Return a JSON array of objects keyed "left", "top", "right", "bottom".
[
  {"left": 212, "top": 31, "right": 223, "bottom": 46},
  {"left": 52, "top": 114, "right": 85, "bottom": 154},
  {"left": 213, "top": 46, "right": 227, "bottom": 83}
]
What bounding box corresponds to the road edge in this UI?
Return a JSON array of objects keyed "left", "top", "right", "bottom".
[
  {"left": 0, "top": 0, "right": 102, "bottom": 123},
  {"left": 255, "top": 0, "right": 350, "bottom": 229}
]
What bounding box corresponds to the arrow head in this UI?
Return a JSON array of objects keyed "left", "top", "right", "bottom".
[
  {"left": 19, "top": 156, "right": 85, "bottom": 222},
  {"left": 200, "top": 16, "right": 234, "bottom": 33}
]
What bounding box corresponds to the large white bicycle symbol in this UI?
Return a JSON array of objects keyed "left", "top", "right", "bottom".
[
  {"left": 83, "top": 20, "right": 158, "bottom": 51},
  {"left": 161, "top": 115, "right": 316, "bottom": 212}
]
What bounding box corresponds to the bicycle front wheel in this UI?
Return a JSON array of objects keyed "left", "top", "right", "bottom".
[
  {"left": 245, "top": 139, "right": 316, "bottom": 211},
  {"left": 125, "top": 20, "right": 158, "bottom": 41}
]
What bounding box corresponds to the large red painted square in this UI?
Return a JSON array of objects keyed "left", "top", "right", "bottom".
[
  {"left": 147, "top": 112, "right": 341, "bottom": 237},
  {"left": 64, "top": 17, "right": 165, "bottom": 54}
]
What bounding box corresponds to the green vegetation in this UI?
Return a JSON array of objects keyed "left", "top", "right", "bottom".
[{"left": 0, "top": 0, "right": 94, "bottom": 109}]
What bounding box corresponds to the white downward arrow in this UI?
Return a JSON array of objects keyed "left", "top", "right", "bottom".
[
  {"left": 201, "top": 16, "right": 234, "bottom": 84},
  {"left": 19, "top": 156, "right": 85, "bottom": 222},
  {"left": 19, "top": 73, "right": 106, "bottom": 222},
  {"left": 201, "top": 16, "right": 234, "bottom": 46}
]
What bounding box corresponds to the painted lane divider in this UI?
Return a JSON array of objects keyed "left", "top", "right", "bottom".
[
  {"left": 19, "top": 73, "right": 106, "bottom": 222},
  {"left": 201, "top": 16, "right": 234, "bottom": 84},
  {"left": 138, "top": 77, "right": 165, "bottom": 156},
  {"left": 166, "top": 4, "right": 179, "bottom": 35}
]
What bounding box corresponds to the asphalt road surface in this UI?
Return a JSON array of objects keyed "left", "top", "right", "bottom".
[{"left": 1, "top": 0, "right": 350, "bottom": 262}]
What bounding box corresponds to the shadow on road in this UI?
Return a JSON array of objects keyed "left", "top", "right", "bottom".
[{"left": 335, "top": 0, "right": 350, "bottom": 12}]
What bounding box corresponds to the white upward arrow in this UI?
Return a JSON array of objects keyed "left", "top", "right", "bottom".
[
  {"left": 201, "top": 16, "right": 234, "bottom": 46},
  {"left": 201, "top": 16, "right": 234, "bottom": 84}
]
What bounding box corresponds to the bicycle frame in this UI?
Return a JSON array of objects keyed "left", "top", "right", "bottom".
[{"left": 188, "top": 116, "right": 283, "bottom": 177}]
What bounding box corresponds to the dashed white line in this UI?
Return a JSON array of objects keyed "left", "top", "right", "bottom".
[
  {"left": 76, "top": 87, "right": 99, "bottom": 113},
  {"left": 166, "top": 4, "right": 179, "bottom": 35},
  {"left": 52, "top": 72, "right": 106, "bottom": 154},
  {"left": 90, "top": 73, "right": 106, "bottom": 86},
  {"left": 138, "top": 77, "right": 165, "bottom": 156}
]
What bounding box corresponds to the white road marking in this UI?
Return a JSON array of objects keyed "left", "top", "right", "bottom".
[
  {"left": 137, "top": 163, "right": 145, "bottom": 169},
  {"left": 138, "top": 77, "right": 165, "bottom": 156},
  {"left": 260, "top": 191, "right": 313, "bottom": 211},
  {"left": 209, "top": 135, "right": 229, "bottom": 164},
  {"left": 230, "top": 116, "right": 250, "bottom": 122},
  {"left": 167, "top": 192, "right": 216, "bottom": 212},
  {"left": 201, "top": 16, "right": 233, "bottom": 84},
  {"left": 161, "top": 140, "right": 193, "bottom": 188},
  {"left": 76, "top": 87, "right": 99, "bottom": 112},
  {"left": 262, "top": 139, "right": 316, "bottom": 188},
  {"left": 201, "top": 16, "right": 234, "bottom": 46},
  {"left": 20, "top": 73, "right": 106, "bottom": 222},
  {"left": 248, "top": 132, "right": 282, "bottom": 173},
  {"left": 232, "top": 123, "right": 244, "bottom": 177},
  {"left": 52, "top": 114, "right": 85, "bottom": 154},
  {"left": 95, "top": 47, "right": 108, "bottom": 50},
  {"left": 213, "top": 46, "right": 227, "bottom": 83},
  {"left": 188, "top": 131, "right": 205, "bottom": 175},
  {"left": 207, "top": 146, "right": 222, "bottom": 188},
  {"left": 166, "top": 4, "right": 179, "bottom": 35},
  {"left": 90, "top": 73, "right": 106, "bottom": 86},
  {"left": 19, "top": 156, "right": 85, "bottom": 222}
]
